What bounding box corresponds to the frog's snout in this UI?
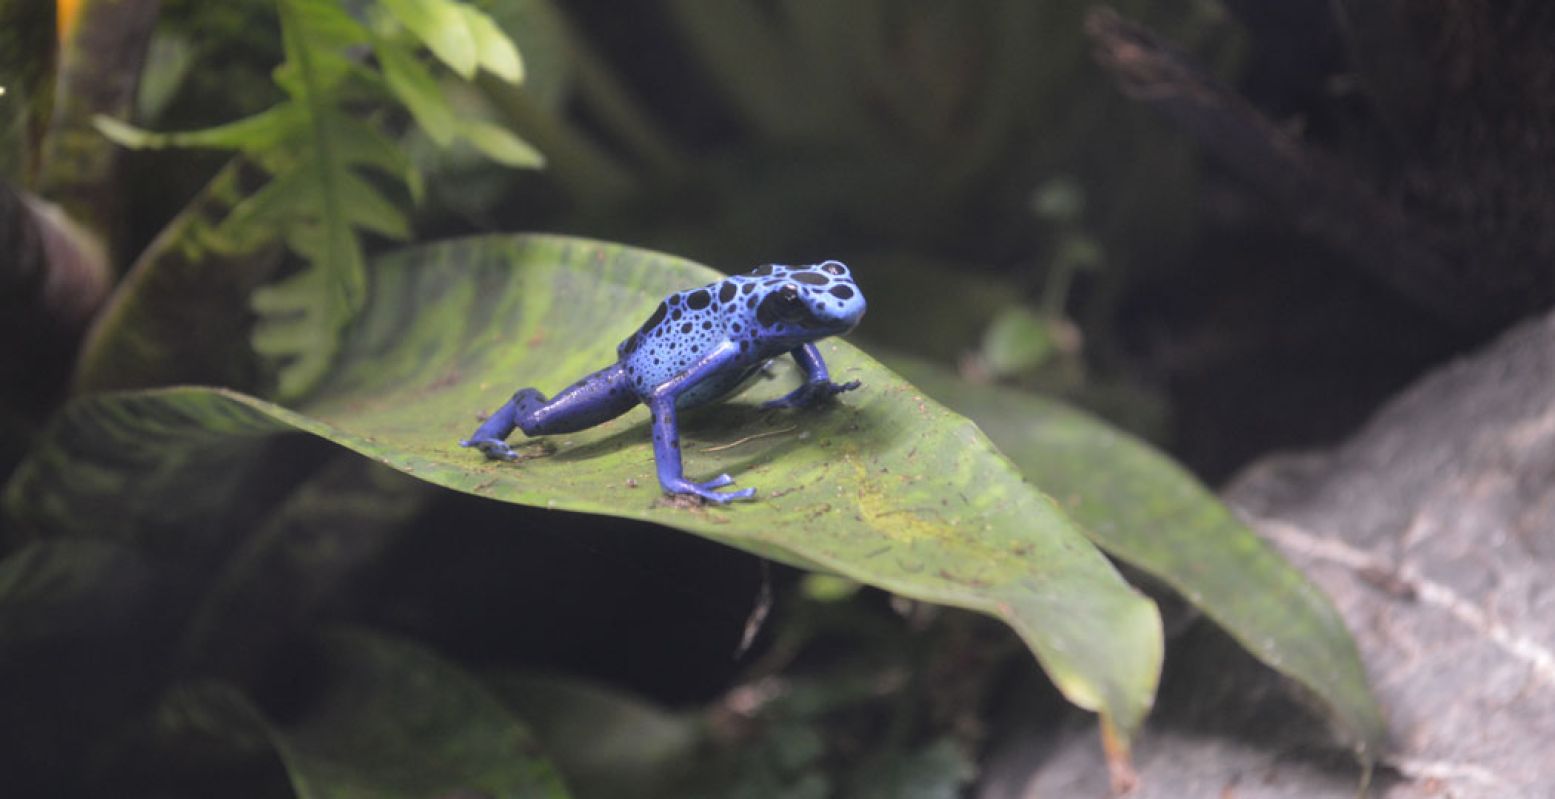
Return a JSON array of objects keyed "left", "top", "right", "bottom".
[{"left": 839, "top": 299, "right": 866, "bottom": 334}]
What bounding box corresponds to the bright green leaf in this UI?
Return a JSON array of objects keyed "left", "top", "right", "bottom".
[
  {"left": 462, "top": 4, "right": 525, "bottom": 83},
  {"left": 892, "top": 359, "right": 1388, "bottom": 758},
  {"left": 458, "top": 119, "right": 545, "bottom": 168},
  {"left": 5, "top": 235, "right": 1163, "bottom": 740},
  {"left": 378, "top": 0, "right": 478, "bottom": 78}
]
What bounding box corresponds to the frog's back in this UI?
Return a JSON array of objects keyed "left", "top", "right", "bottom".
[
  {"left": 615, "top": 277, "right": 754, "bottom": 403},
  {"left": 615, "top": 261, "right": 865, "bottom": 407}
]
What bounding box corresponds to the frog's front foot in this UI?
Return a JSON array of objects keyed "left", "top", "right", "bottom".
[
  {"left": 762, "top": 379, "right": 862, "bottom": 410},
  {"left": 460, "top": 437, "right": 520, "bottom": 462},
  {"left": 664, "top": 474, "right": 757, "bottom": 504}
]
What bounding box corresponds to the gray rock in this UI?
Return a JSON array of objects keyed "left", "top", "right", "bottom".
[{"left": 982, "top": 310, "right": 1555, "bottom": 798}]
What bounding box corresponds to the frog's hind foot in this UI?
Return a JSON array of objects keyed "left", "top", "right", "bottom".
[
  {"left": 462, "top": 387, "right": 549, "bottom": 461},
  {"left": 460, "top": 437, "right": 520, "bottom": 461},
  {"left": 666, "top": 474, "right": 757, "bottom": 504}
]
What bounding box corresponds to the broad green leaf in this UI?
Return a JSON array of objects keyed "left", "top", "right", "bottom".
[
  {"left": 892, "top": 360, "right": 1388, "bottom": 758},
  {"left": 6, "top": 235, "right": 1162, "bottom": 740},
  {"left": 165, "top": 630, "right": 570, "bottom": 799},
  {"left": 0, "top": 540, "right": 129, "bottom": 632},
  {"left": 280, "top": 629, "right": 570, "bottom": 798},
  {"left": 71, "top": 160, "right": 285, "bottom": 395},
  {"left": 378, "top": 0, "right": 478, "bottom": 78},
  {"left": 484, "top": 673, "right": 699, "bottom": 799}
]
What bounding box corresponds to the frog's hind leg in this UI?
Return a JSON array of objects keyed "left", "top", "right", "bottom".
[{"left": 461, "top": 364, "right": 637, "bottom": 460}]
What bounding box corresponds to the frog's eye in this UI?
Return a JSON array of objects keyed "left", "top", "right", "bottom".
[
  {"left": 775, "top": 284, "right": 806, "bottom": 319},
  {"left": 757, "top": 283, "right": 809, "bottom": 326},
  {"left": 820, "top": 261, "right": 846, "bottom": 276}
]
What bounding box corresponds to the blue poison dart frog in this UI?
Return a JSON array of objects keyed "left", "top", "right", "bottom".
[{"left": 461, "top": 260, "right": 867, "bottom": 503}]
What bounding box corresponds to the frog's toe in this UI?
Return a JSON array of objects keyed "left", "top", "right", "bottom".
[
  {"left": 699, "top": 485, "right": 757, "bottom": 504},
  {"left": 461, "top": 437, "right": 519, "bottom": 461},
  {"left": 698, "top": 473, "right": 736, "bottom": 489},
  {"left": 762, "top": 379, "right": 862, "bottom": 410},
  {"left": 665, "top": 476, "right": 756, "bottom": 503}
]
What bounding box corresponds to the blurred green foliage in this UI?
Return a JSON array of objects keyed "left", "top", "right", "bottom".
[{"left": 0, "top": 2, "right": 1385, "bottom": 797}]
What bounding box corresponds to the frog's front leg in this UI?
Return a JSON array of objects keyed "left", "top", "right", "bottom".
[
  {"left": 760, "top": 343, "right": 861, "bottom": 410},
  {"left": 462, "top": 364, "right": 638, "bottom": 460},
  {"left": 647, "top": 342, "right": 756, "bottom": 504}
]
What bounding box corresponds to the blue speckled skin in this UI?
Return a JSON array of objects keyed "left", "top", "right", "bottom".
[{"left": 461, "top": 260, "right": 866, "bottom": 503}]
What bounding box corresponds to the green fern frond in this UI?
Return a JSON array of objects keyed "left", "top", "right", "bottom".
[{"left": 92, "top": 0, "right": 539, "bottom": 401}]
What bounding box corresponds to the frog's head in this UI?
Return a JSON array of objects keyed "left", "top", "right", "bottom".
[{"left": 750, "top": 260, "right": 866, "bottom": 341}]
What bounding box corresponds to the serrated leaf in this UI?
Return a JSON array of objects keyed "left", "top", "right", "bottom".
[
  {"left": 250, "top": 261, "right": 353, "bottom": 399},
  {"left": 378, "top": 0, "right": 478, "bottom": 78},
  {"left": 326, "top": 109, "right": 424, "bottom": 203},
  {"left": 458, "top": 119, "right": 544, "bottom": 168},
  {"left": 5, "top": 235, "right": 1163, "bottom": 741},
  {"left": 374, "top": 37, "right": 459, "bottom": 146},
  {"left": 94, "top": 105, "right": 305, "bottom": 152},
  {"left": 275, "top": 0, "right": 368, "bottom": 97},
  {"left": 337, "top": 171, "right": 411, "bottom": 239},
  {"left": 892, "top": 359, "right": 1388, "bottom": 758},
  {"left": 461, "top": 4, "right": 524, "bottom": 83},
  {"left": 262, "top": 0, "right": 380, "bottom": 401}
]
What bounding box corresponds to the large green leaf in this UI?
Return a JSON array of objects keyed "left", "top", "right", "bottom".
[
  {"left": 160, "top": 629, "right": 570, "bottom": 799},
  {"left": 5, "top": 234, "right": 1161, "bottom": 741},
  {"left": 275, "top": 628, "right": 571, "bottom": 798},
  {"left": 893, "top": 360, "right": 1387, "bottom": 758}
]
